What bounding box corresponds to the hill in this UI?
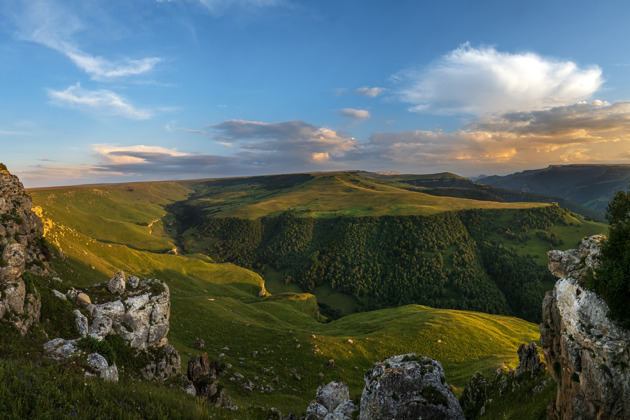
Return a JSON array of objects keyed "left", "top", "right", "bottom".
[
  {"left": 161, "top": 171, "right": 605, "bottom": 322},
  {"left": 478, "top": 164, "right": 630, "bottom": 216},
  {"left": 26, "top": 178, "right": 552, "bottom": 416}
]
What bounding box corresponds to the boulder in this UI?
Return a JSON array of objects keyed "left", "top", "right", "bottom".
[
  {"left": 88, "top": 315, "right": 113, "bottom": 341},
  {"left": 127, "top": 276, "right": 140, "bottom": 288},
  {"left": 86, "top": 353, "right": 119, "bottom": 382},
  {"left": 541, "top": 236, "right": 630, "bottom": 420},
  {"left": 359, "top": 354, "right": 464, "bottom": 420},
  {"left": 316, "top": 381, "right": 350, "bottom": 412},
  {"left": 75, "top": 292, "right": 91, "bottom": 306},
  {"left": 44, "top": 338, "right": 78, "bottom": 361},
  {"left": 306, "top": 402, "right": 329, "bottom": 420},
  {"left": 188, "top": 353, "right": 213, "bottom": 382},
  {"left": 74, "top": 309, "right": 88, "bottom": 338},
  {"left": 0, "top": 243, "right": 26, "bottom": 283},
  {"left": 52, "top": 290, "right": 67, "bottom": 300},
  {"left": 107, "top": 271, "right": 126, "bottom": 294}
]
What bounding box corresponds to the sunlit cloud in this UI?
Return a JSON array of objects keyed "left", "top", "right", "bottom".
[
  {"left": 340, "top": 108, "right": 370, "bottom": 121},
  {"left": 369, "top": 101, "right": 630, "bottom": 173},
  {"left": 8, "top": 0, "right": 161, "bottom": 81},
  {"left": 397, "top": 43, "right": 603, "bottom": 116},
  {"left": 355, "top": 87, "right": 386, "bottom": 97},
  {"left": 47, "top": 83, "right": 153, "bottom": 120}
]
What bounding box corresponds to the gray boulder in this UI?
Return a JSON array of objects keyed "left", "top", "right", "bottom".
[
  {"left": 107, "top": 271, "right": 126, "bottom": 294},
  {"left": 74, "top": 309, "right": 88, "bottom": 338},
  {"left": 127, "top": 276, "right": 140, "bottom": 288},
  {"left": 359, "top": 354, "right": 464, "bottom": 420},
  {"left": 316, "top": 381, "right": 350, "bottom": 412},
  {"left": 87, "top": 353, "right": 119, "bottom": 382}
]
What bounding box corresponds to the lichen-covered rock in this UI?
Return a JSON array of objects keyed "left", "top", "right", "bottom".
[
  {"left": 141, "top": 344, "right": 181, "bottom": 381},
  {"left": 188, "top": 353, "right": 213, "bottom": 382},
  {"left": 88, "top": 315, "right": 113, "bottom": 341},
  {"left": 316, "top": 381, "right": 350, "bottom": 412},
  {"left": 127, "top": 276, "right": 140, "bottom": 288},
  {"left": 107, "top": 271, "right": 126, "bottom": 294},
  {"left": 74, "top": 309, "right": 88, "bottom": 338},
  {"left": 0, "top": 277, "right": 40, "bottom": 334},
  {"left": 87, "top": 353, "right": 119, "bottom": 382},
  {"left": 541, "top": 235, "right": 630, "bottom": 419},
  {"left": 514, "top": 342, "right": 543, "bottom": 378},
  {"left": 0, "top": 243, "right": 26, "bottom": 283},
  {"left": 359, "top": 354, "right": 464, "bottom": 420},
  {"left": 43, "top": 338, "right": 78, "bottom": 360},
  {"left": 305, "top": 401, "right": 329, "bottom": 420}
]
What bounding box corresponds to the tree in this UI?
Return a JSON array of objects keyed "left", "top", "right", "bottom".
[{"left": 590, "top": 187, "right": 630, "bottom": 327}]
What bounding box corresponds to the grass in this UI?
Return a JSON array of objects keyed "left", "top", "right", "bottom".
[{"left": 26, "top": 175, "right": 550, "bottom": 415}]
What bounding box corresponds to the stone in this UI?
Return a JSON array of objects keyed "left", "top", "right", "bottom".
[
  {"left": 331, "top": 399, "right": 357, "bottom": 419},
  {"left": 107, "top": 271, "right": 126, "bottom": 294},
  {"left": 52, "top": 289, "right": 67, "bottom": 300},
  {"left": 141, "top": 344, "right": 182, "bottom": 381},
  {"left": 327, "top": 359, "right": 335, "bottom": 367},
  {"left": 359, "top": 354, "right": 465, "bottom": 420},
  {"left": 541, "top": 235, "right": 630, "bottom": 420},
  {"left": 44, "top": 338, "right": 78, "bottom": 360},
  {"left": 514, "top": 342, "right": 543, "bottom": 377},
  {"left": 316, "top": 381, "right": 350, "bottom": 412},
  {"left": 127, "top": 276, "right": 140, "bottom": 288},
  {"left": 233, "top": 372, "right": 244, "bottom": 380},
  {"left": 75, "top": 292, "right": 91, "bottom": 306},
  {"left": 195, "top": 337, "right": 205, "bottom": 348},
  {"left": 188, "top": 353, "right": 213, "bottom": 382},
  {"left": 0, "top": 243, "right": 26, "bottom": 283},
  {"left": 306, "top": 401, "right": 329, "bottom": 420},
  {"left": 87, "top": 353, "right": 119, "bottom": 383},
  {"left": 74, "top": 309, "right": 88, "bottom": 338},
  {"left": 88, "top": 315, "right": 113, "bottom": 341},
  {"left": 52, "top": 277, "right": 62, "bottom": 282}
]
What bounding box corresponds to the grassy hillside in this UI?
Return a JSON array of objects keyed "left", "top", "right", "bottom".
[
  {"left": 166, "top": 172, "right": 605, "bottom": 323},
  {"left": 478, "top": 164, "right": 630, "bottom": 215},
  {"left": 27, "top": 177, "right": 556, "bottom": 416}
]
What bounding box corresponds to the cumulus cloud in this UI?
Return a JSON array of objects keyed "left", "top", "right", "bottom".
[
  {"left": 8, "top": 0, "right": 161, "bottom": 81},
  {"left": 340, "top": 108, "right": 370, "bottom": 121},
  {"left": 397, "top": 43, "right": 603, "bottom": 116},
  {"left": 47, "top": 83, "right": 153, "bottom": 120},
  {"left": 355, "top": 87, "right": 386, "bottom": 97},
  {"left": 212, "top": 119, "right": 359, "bottom": 166}
]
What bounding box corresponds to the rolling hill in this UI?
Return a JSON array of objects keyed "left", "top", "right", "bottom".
[
  {"left": 26, "top": 175, "right": 561, "bottom": 415},
  {"left": 478, "top": 164, "right": 630, "bottom": 216}
]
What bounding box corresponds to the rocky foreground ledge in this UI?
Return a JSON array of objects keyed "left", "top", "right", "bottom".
[{"left": 541, "top": 235, "right": 630, "bottom": 419}]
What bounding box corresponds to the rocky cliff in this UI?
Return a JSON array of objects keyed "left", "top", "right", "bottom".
[
  {"left": 0, "top": 168, "right": 50, "bottom": 334},
  {"left": 541, "top": 235, "right": 630, "bottom": 419}
]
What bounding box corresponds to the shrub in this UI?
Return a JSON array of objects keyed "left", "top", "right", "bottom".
[{"left": 589, "top": 186, "right": 630, "bottom": 327}]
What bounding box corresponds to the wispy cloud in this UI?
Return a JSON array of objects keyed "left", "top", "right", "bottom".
[
  {"left": 397, "top": 43, "right": 603, "bottom": 116},
  {"left": 355, "top": 87, "right": 386, "bottom": 97},
  {"left": 8, "top": 0, "right": 161, "bottom": 81},
  {"left": 47, "top": 83, "right": 153, "bottom": 120},
  {"left": 340, "top": 108, "right": 370, "bottom": 121}
]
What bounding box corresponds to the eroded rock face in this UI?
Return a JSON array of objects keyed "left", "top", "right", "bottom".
[
  {"left": 141, "top": 344, "right": 181, "bottom": 381},
  {"left": 541, "top": 235, "right": 630, "bottom": 419},
  {"left": 0, "top": 169, "right": 50, "bottom": 334},
  {"left": 359, "top": 354, "right": 464, "bottom": 420}
]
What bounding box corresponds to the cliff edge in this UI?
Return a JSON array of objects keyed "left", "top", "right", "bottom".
[{"left": 541, "top": 235, "right": 630, "bottom": 419}]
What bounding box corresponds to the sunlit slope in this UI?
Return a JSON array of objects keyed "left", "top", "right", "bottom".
[
  {"left": 31, "top": 180, "right": 542, "bottom": 413},
  {"left": 30, "top": 181, "right": 192, "bottom": 252},
  {"left": 178, "top": 172, "right": 551, "bottom": 219}
]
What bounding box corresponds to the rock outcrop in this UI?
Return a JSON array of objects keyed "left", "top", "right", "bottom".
[
  {"left": 541, "top": 235, "right": 630, "bottom": 419},
  {"left": 186, "top": 353, "right": 232, "bottom": 407},
  {"left": 0, "top": 168, "right": 50, "bottom": 334},
  {"left": 44, "top": 271, "right": 181, "bottom": 383},
  {"left": 359, "top": 354, "right": 464, "bottom": 420},
  {"left": 460, "top": 342, "right": 549, "bottom": 419}
]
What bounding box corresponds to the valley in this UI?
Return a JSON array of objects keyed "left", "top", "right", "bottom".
[{"left": 23, "top": 170, "right": 607, "bottom": 416}]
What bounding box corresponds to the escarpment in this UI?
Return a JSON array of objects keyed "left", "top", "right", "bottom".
[
  {"left": 541, "top": 235, "right": 630, "bottom": 419},
  {"left": 0, "top": 167, "right": 50, "bottom": 334}
]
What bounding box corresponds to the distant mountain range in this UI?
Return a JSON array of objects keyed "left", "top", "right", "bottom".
[{"left": 478, "top": 164, "right": 630, "bottom": 218}]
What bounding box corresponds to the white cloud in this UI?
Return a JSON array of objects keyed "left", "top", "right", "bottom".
[
  {"left": 47, "top": 83, "right": 153, "bottom": 120},
  {"left": 355, "top": 87, "right": 386, "bottom": 97},
  {"left": 398, "top": 43, "right": 603, "bottom": 116},
  {"left": 9, "top": 0, "right": 161, "bottom": 81},
  {"left": 340, "top": 108, "right": 370, "bottom": 120},
  {"left": 185, "top": 0, "right": 281, "bottom": 15}
]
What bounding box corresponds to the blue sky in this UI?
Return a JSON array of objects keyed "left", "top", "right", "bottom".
[{"left": 2, "top": 0, "right": 630, "bottom": 187}]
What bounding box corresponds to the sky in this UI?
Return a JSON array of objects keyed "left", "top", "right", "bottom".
[{"left": 3, "top": 0, "right": 630, "bottom": 187}]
